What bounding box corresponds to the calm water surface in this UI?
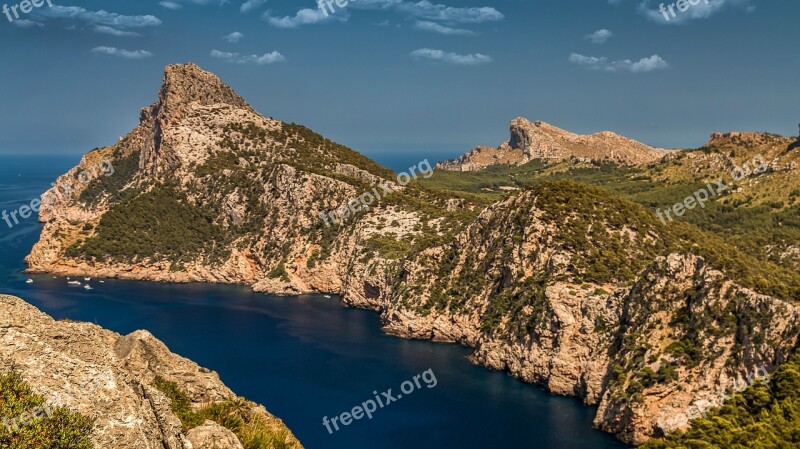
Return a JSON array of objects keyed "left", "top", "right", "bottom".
[{"left": 0, "top": 154, "right": 629, "bottom": 449}]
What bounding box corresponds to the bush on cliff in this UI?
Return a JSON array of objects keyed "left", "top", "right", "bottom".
[
  {"left": 0, "top": 370, "right": 95, "bottom": 449},
  {"left": 153, "top": 376, "right": 297, "bottom": 449},
  {"left": 642, "top": 351, "right": 800, "bottom": 449}
]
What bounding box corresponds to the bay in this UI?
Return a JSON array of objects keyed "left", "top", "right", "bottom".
[{"left": 0, "top": 154, "right": 628, "bottom": 449}]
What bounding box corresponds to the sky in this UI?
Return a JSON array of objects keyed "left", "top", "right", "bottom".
[{"left": 0, "top": 0, "right": 798, "bottom": 161}]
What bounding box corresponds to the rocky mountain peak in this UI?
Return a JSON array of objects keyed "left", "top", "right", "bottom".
[
  {"left": 155, "top": 63, "right": 254, "bottom": 124},
  {"left": 437, "top": 117, "right": 668, "bottom": 171},
  {"left": 708, "top": 131, "right": 778, "bottom": 146}
]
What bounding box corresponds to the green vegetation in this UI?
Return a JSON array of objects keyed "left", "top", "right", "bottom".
[
  {"left": 276, "top": 122, "right": 395, "bottom": 181},
  {"left": 67, "top": 184, "right": 228, "bottom": 264},
  {"left": 267, "top": 261, "right": 290, "bottom": 282},
  {"left": 79, "top": 150, "right": 141, "bottom": 204},
  {"left": 643, "top": 351, "right": 800, "bottom": 449},
  {"left": 0, "top": 371, "right": 95, "bottom": 449},
  {"left": 153, "top": 376, "right": 296, "bottom": 449},
  {"left": 364, "top": 234, "right": 412, "bottom": 260},
  {"left": 420, "top": 155, "right": 800, "bottom": 274},
  {"left": 413, "top": 180, "right": 800, "bottom": 337}
]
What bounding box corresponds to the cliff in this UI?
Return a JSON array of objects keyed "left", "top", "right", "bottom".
[
  {"left": 436, "top": 117, "right": 670, "bottom": 171},
  {"left": 0, "top": 294, "right": 302, "bottom": 449}
]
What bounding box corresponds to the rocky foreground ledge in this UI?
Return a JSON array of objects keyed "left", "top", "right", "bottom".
[{"left": 0, "top": 294, "right": 303, "bottom": 449}]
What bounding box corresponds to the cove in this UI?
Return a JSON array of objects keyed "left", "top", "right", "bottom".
[{"left": 0, "top": 154, "right": 629, "bottom": 449}]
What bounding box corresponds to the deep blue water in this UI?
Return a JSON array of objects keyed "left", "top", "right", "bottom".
[{"left": 0, "top": 154, "right": 628, "bottom": 449}]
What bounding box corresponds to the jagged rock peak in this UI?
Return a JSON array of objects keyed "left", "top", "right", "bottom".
[
  {"left": 156, "top": 63, "right": 254, "bottom": 122},
  {"left": 437, "top": 117, "right": 669, "bottom": 171},
  {"left": 708, "top": 131, "right": 781, "bottom": 146}
]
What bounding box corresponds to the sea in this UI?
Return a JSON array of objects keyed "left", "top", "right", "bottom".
[{"left": 0, "top": 153, "right": 629, "bottom": 449}]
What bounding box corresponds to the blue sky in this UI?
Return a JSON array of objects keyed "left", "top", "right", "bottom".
[{"left": 0, "top": 0, "right": 797, "bottom": 160}]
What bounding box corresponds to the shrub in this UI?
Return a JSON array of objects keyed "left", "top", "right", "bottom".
[
  {"left": 0, "top": 371, "right": 95, "bottom": 449},
  {"left": 152, "top": 376, "right": 299, "bottom": 449}
]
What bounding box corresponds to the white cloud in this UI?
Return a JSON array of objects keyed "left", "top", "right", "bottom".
[
  {"left": 266, "top": 0, "right": 503, "bottom": 28},
  {"left": 210, "top": 49, "right": 286, "bottom": 65},
  {"left": 94, "top": 25, "right": 141, "bottom": 37},
  {"left": 159, "top": 1, "right": 183, "bottom": 9},
  {"left": 568, "top": 53, "right": 668, "bottom": 73},
  {"left": 241, "top": 0, "right": 267, "bottom": 13},
  {"left": 639, "top": 0, "right": 755, "bottom": 24},
  {"left": 223, "top": 31, "right": 244, "bottom": 43},
  {"left": 585, "top": 29, "right": 612, "bottom": 44},
  {"left": 354, "top": 0, "right": 503, "bottom": 24},
  {"left": 163, "top": 0, "right": 228, "bottom": 6},
  {"left": 410, "top": 48, "right": 492, "bottom": 65},
  {"left": 38, "top": 6, "right": 161, "bottom": 28},
  {"left": 12, "top": 19, "right": 44, "bottom": 28},
  {"left": 91, "top": 46, "right": 153, "bottom": 59},
  {"left": 414, "top": 20, "right": 476, "bottom": 36},
  {"left": 264, "top": 8, "right": 340, "bottom": 28}
]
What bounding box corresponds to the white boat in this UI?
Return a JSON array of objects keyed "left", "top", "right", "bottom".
[
  {"left": 84, "top": 277, "right": 91, "bottom": 281},
  {"left": 99, "top": 281, "right": 105, "bottom": 284},
  {"left": 324, "top": 295, "right": 332, "bottom": 299},
  {"left": 26, "top": 279, "right": 33, "bottom": 284},
  {"left": 68, "top": 281, "right": 81, "bottom": 286},
  {"left": 84, "top": 285, "right": 93, "bottom": 290}
]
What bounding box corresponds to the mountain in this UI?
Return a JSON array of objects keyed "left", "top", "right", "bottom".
[
  {"left": 0, "top": 294, "right": 302, "bottom": 449},
  {"left": 436, "top": 117, "right": 670, "bottom": 171},
  {"left": 25, "top": 63, "right": 800, "bottom": 445}
]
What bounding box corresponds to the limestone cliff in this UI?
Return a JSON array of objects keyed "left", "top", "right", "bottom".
[
  {"left": 0, "top": 294, "right": 302, "bottom": 449},
  {"left": 436, "top": 117, "right": 670, "bottom": 171}
]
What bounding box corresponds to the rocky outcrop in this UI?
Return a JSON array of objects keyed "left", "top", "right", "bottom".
[
  {"left": 0, "top": 294, "right": 302, "bottom": 449},
  {"left": 187, "top": 421, "right": 245, "bottom": 449},
  {"left": 436, "top": 117, "right": 670, "bottom": 171},
  {"left": 367, "top": 185, "right": 800, "bottom": 444}
]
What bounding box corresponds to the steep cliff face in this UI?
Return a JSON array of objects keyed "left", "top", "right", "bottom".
[
  {"left": 436, "top": 117, "right": 670, "bottom": 171},
  {"left": 25, "top": 63, "right": 800, "bottom": 445},
  {"left": 591, "top": 254, "right": 799, "bottom": 443},
  {"left": 370, "top": 183, "right": 800, "bottom": 444},
  {"left": 0, "top": 294, "right": 302, "bottom": 449}
]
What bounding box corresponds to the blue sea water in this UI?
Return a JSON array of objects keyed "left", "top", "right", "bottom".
[{"left": 0, "top": 154, "right": 629, "bottom": 449}]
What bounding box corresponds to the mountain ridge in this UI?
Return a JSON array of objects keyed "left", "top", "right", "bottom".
[{"left": 436, "top": 117, "right": 671, "bottom": 171}]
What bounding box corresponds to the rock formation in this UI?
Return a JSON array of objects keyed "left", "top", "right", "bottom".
[
  {"left": 0, "top": 294, "right": 302, "bottom": 449},
  {"left": 436, "top": 117, "right": 670, "bottom": 171}
]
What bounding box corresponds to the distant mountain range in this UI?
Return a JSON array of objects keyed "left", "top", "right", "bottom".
[{"left": 25, "top": 63, "right": 800, "bottom": 446}]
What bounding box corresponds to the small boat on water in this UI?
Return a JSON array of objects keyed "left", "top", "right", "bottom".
[
  {"left": 84, "top": 285, "right": 93, "bottom": 290},
  {"left": 84, "top": 277, "right": 91, "bottom": 281},
  {"left": 68, "top": 281, "right": 81, "bottom": 286},
  {"left": 26, "top": 279, "right": 33, "bottom": 284},
  {"left": 324, "top": 295, "right": 332, "bottom": 299},
  {"left": 99, "top": 281, "right": 105, "bottom": 284}
]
